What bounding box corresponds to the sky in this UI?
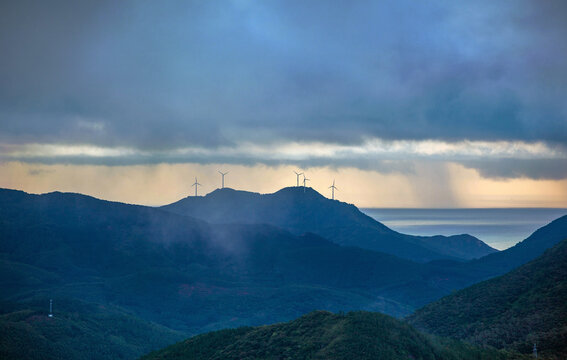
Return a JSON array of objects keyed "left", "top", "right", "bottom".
[{"left": 1, "top": 0, "right": 566, "bottom": 208}]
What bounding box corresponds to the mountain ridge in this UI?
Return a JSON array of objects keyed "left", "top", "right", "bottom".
[
  {"left": 465, "top": 214, "right": 567, "bottom": 277},
  {"left": 142, "top": 310, "right": 509, "bottom": 360},
  {"left": 162, "top": 186, "right": 497, "bottom": 262},
  {"left": 0, "top": 187, "right": 430, "bottom": 331},
  {"left": 2, "top": 187, "right": 566, "bottom": 359},
  {"left": 408, "top": 238, "right": 567, "bottom": 358}
]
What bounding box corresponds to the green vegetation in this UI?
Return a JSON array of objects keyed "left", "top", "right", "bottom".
[
  {"left": 143, "top": 311, "right": 511, "bottom": 360},
  {"left": 1, "top": 188, "right": 565, "bottom": 359},
  {"left": 0, "top": 298, "right": 184, "bottom": 360},
  {"left": 408, "top": 238, "right": 567, "bottom": 359},
  {"left": 0, "top": 187, "right": 430, "bottom": 335}
]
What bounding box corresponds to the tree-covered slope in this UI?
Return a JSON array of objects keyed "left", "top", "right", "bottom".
[
  {"left": 162, "top": 187, "right": 497, "bottom": 262},
  {"left": 1, "top": 187, "right": 564, "bottom": 330},
  {"left": 142, "top": 311, "right": 510, "bottom": 360},
  {"left": 1, "top": 187, "right": 564, "bottom": 359},
  {"left": 0, "top": 187, "right": 430, "bottom": 334},
  {"left": 0, "top": 298, "right": 184, "bottom": 360},
  {"left": 408, "top": 238, "right": 567, "bottom": 359}
]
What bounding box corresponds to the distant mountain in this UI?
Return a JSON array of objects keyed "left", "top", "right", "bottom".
[
  {"left": 162, "top": 187, "right": 497, "bottom": 262},
  {"left": 142, "top": 311, "right": 509, "bottom": 360},
  {"left": 0, "top": 188, "right": 431, "bottom": 333},
  {"left": 408, "top": 238, "right": 567, "bottom": 359},
  {"left": 1, "top": 188, "right": 562, "bottom": 318},
  {"left": 412, "top": 214, "right": 567, "bottom": 297},
  {"left": 466, "top": 214, "right": 567, "bottom": 278},
  {"left": 0, "top": 298, "right": 184, "bottom": 360}
]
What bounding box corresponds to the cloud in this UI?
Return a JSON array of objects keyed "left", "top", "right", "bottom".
[
  {"left": 1, "top": 0, "right": 566, "bottom": 153},
  {"left": 462, "top": 159, "right": 567, "bottom": 180},
  {"left": 1, "top": 139, "right": 565, "bottom": 180},
  {"left": 27, "top": 168, "right": 54, "bottom": 176}
]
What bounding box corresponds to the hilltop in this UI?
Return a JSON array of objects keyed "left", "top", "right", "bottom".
[
  {"left": 142, "top": 310, "right": 510, "bottom": 360},
  {"left": 162, "top": 187, "right": 497, "bottom": 262},
  {"left": 408, "top": 238, "right": 567, "bottom": 359},
  {"left": 0, "top": 298, "right": 184, "bottom": 360}
]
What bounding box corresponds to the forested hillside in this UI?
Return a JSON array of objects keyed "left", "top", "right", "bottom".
[
  {"left": 143, "top": 311, "right": 511, "bottom": 360},
  {"left": 408, "top": 238, "right": 567, "bottom": 359}
]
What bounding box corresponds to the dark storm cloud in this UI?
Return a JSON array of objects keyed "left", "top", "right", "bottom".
[
  {"left": 1, "top": 151, "right": 416, "bottom": 175},
  {"left": 0, "top": 0, "right": 566, "bottom": 176},
  {"left": 8, "top": 151, "right": 564, "bottom": 180},
  {"left": 462, "top": 159, "right": 567, "bottom": 180}
]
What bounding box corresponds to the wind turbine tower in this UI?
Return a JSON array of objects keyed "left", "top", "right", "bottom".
[
  {"left": 294, "top": 171, "right": 303, "bottom": 187},
  {"left": 192, "top": 177, "right": 202, "bottom": 196},
  {"left": 302, "top": 174, "right": 310, "bottom": 193},
  {"left": 329, "top": 179, "right": 338, "bottom": 200},
  {"left": 218, "top": 171, "right": 229, "bottom": 189},
  {"left": 48, "top": 299, "right": 53, "bottom": 318}
]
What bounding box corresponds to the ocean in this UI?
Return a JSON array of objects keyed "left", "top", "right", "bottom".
[{"left": 361, "top": 208, "right": 567, "bottom": 250}]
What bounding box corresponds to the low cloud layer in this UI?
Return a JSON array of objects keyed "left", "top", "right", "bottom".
[
  {"left": 1, "top": 0, "right": 566, "bottom": 180},
  {"left": 1, "top": 139, "right": 565, "bottom": 180},
  {"left": 463, "top": 159, "right": 567, "bottom": 180}
]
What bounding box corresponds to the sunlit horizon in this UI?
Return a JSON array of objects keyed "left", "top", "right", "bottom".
[{"left": 2, "top": 161, "right": 567, "bottom": 209}]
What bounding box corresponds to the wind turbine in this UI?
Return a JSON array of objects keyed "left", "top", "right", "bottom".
[
  {"left": 294, "top": 171, "right": 303, "bottom": 187},
  {"left": 192, "top": 177, "right": 201, "bottom": 196},
  {"left": 329, "top": 179, "right": 338, "bottom": 200},
  {"left": 218, "top": 171, "right": 229, "bottom": 189},
  {"left": 302, "top": 174, "right": 310, "bottom": 193}
]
